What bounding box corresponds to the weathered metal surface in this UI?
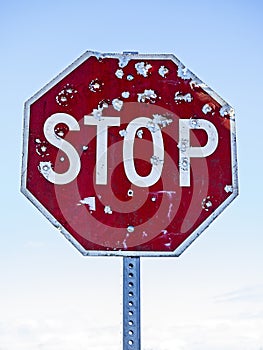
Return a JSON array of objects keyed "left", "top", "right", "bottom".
[{"left": 21, "top": 51, "right": 238, "bottom": 256}]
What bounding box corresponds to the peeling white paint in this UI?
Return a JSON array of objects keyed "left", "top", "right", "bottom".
[
  {"left": 115, "top": 69, "right": 124, "bottom": 79},
  {"left": 158, "top": 65, "right": 169, "bottom": 77},
  {"left": 202, "top": 103, "right": 213, "bottom": 115},
  {"left": 220, "top": 105, "right": 235, "bottom": 118},
  {"left": 119, "top": 129, "right": 127, "bottom": 137},
  {"left": 224, "top": 185, "right": 233, "bottom": 193},
  {"left": 35, "top": 138, "right": 41, "bottom": 143},
  {"left": 112, "top": 98, "right": 123, "bottom": 111},
  {"left": 82, "top": 145, "right": 89, "bottom": 151},
  {"left": 135, "top": 62, "right": 152, "bottom": 77},
  {"left": 151, "top": 197, "right": 156, "bottom": 202},
  {"left": 127, "top": 75, "right": 134, "bottom": 81},
  {"left": 177, "top": 64, "right": 192, "bottom": 80},
  {"left": 174, "top": 92, "right": 193, "bottom": 103},
  {"left": 104, "top": 205, "right": 113, "bottom": 214},
  {"left": 137, "top": 89, "right": 157, "bottom": 103},
  {"left": 121, "top": 91, "right": 130, "bottom": 99},
  {"left": 136, "top": 129, "right": 143, "bottom": 139},
  {"left": 38, "top": 161, "right": 52, "bottom": 179},
  {"left": 79, "top": 197, "right": 96, "bottom": 211}
]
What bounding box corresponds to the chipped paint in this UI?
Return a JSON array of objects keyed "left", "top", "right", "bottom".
[
  {"left": 36, "top": 140, "right": 49, "bottom": 157},
  {"left": 150, "top": 155, "right": 163, "bottom": 166},
  {"left": 135, "top": 62, "right": 152, "bottom": 77},
  {"left": 190, "top": 80, "right": 207, "bottom": 90},
  {"left": 177, "top": 139, "right": 188, "bottom": 152},
  {"left": 112, "top": 98, "right": 123, "bottom": 111},
  {"left": 79, "top": 197, "right": 96, "bottom": 211},
  {"left": 118, "top": 55, "right": 130, "bottom": 68},
  {"left": 91, "top": 107, "right": 104, "bottom": 121},
  {"left": 189, "top": 118, "right": 200, "bottom": 129},
  {"left": 158, "top": 65, "right": 169, "bottom": 77},
  {"left": 127, "top": 225, "right": 135, "bottom": 233},
  {"left": 137, "top": 89, "right": 157, "bottom": 103},
  {"left": 127, "top": 75, "right": 134, "bottom": 81},
  {"left": 89, "top": 79, "right": 103, "bottom": 92},
  {"left": 136, "top": 129, "right": 143, "bottom": 139},
  {"left": 56, "top": 84, "right": 77, "bottom": 106},
  {"left": 179, "top": 157, "right": 189, "bottom": 171},
  {"left": 220, "top": 105, "right": 235, "bottom": 119},
  {"left": 115, "top": 69, "right": 124, "bottom": 79},
  {"left": 104, "top": 205, "right": 113, "bottom": 214},
  {"left": 202, "top": 196, "right": 213, "bottom": 211},
  {"left": 177, "top": 64, "right": 192, "bottom": 80},
  {"left": 174, "top": 92, "right": 193, "bottom": 103},
  {"left": 202, "top": 103, "right": 213, "bottom": 115},
  {"left": 122, "top": 91, "right": 130, "bottom": 99},
  {"left": 119, "top": 129, "right": 127, "bottom": 137},
  {"left": 82, "top": 145, "right": 89, "bottom": 151},
  {"left": 151, "top": 197, "right": 156, "bottom": 202},
  {"left": 60, "top": 156, "right": 65, "bottom": 162},
  {"left": 146, "top": 114, "right": 173, "bottom": 132},
  {"left": 99, "top": 99, "right": 110, "bottom": 109},
  {"left": 38, "top": 161, "right": 52, "bottom": 179},
  {"left": 224, "top": 185, "right": 233, "bottom": 193}
]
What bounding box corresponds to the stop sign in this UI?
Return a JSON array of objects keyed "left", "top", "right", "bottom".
[{"left": 21, "top": 51, "right": 238, "bottom": 256}]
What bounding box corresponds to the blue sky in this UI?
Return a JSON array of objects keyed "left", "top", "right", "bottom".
[{"left": 1, "top": 0, "right": 263, "bottom": 349}]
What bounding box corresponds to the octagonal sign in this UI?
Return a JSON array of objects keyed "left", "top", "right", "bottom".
[{"left": 21, "top": 51, "right": 238, "bottom": 256}]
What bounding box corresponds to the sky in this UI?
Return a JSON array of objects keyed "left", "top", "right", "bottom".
[{"left": 0, "top": 0, "right": 263, "bottom": 349}]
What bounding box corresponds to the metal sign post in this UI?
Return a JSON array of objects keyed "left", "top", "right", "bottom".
[{"left": 123, "top": 257, "right": 141, "bottom": 349}]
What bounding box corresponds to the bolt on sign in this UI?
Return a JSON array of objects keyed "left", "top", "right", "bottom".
[{"left": 21, "top": 51, "right": 238, "bottom": 256}]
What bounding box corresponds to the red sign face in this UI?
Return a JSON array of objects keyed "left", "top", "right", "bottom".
[{"left": 21, "top": 51, "right": 238, "bottom": 256}]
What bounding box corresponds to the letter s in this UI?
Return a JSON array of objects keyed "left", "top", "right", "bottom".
[{"left": 43, "top": 113, "right": 80, "bottom": 185}]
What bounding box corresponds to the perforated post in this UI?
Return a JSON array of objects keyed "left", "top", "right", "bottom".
[{"left": 123, "top": 257, "right": 141, "bottom": 350}]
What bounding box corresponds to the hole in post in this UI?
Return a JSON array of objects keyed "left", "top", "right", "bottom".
[
  {"left": 129, "top": 292, "right": 134, "bottom": 297},
  {"left": 129, "top": 263, "right": 134, "bottom": 269},
  {"left": 129, "top": 301, "right": 133, "bottom": 306},
  {"left": 128, "top": 330, "right": 134, "bottom": 335},
  {"left": 128, "top": 339, "right": 134, "bottom": 345},
  {"left": 129, "top": 311, "right": 133, "bottom": 316},
  {"left": 129, "top": 273, "right": 134, "bottom": 278},
  {"left": 129, "top": 282, "right": 134, "bottom": 288},
  {"left": 128, "top": 320, "right": 133, "bottom": 326}
]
